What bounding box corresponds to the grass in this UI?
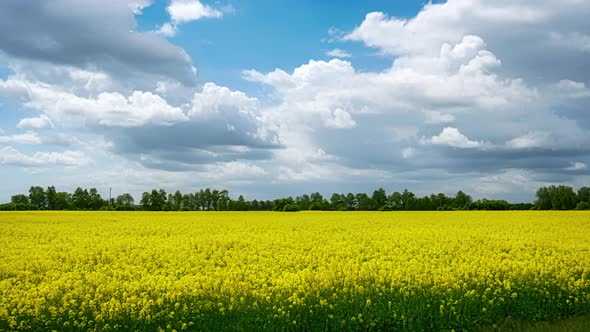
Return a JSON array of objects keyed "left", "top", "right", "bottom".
[{"left": 478, "top": 314, "right": 590, "bottom": 331}]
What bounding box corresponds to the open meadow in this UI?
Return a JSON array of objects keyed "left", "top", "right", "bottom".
[{"left": 1, "top": 211, "right": 590, "bottom": 331}]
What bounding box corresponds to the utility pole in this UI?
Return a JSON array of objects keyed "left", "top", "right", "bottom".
[{"left": 109, "top": 187, "right": 112, "bottom": 206}]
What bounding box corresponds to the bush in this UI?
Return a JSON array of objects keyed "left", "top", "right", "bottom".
[
  {"left": 282, "top": 204, "right": 300, "bottom": 212},
  {"left": 575, "top": 201, "right": 590, "bottom": 210},
  {"left": 0, "top": 203, "right": 16, "bottom": 211},
  {"left": 309, "top": 202, "right": 324, "bottom": 211},
  {"left": 436, "top": 205, "right": 455, "bottom": 211}
]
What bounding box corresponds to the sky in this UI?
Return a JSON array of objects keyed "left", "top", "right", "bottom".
[{"left": 0, "top": 0, "right": 589, "bottom": 203}]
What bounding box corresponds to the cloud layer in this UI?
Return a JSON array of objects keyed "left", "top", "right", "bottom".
[{"left": 0, "top": 0, "right": 589, "bottom": 201}]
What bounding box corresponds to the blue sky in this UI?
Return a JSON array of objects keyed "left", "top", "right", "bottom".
[
  {"left": 135, "top": 0, "right": 441, "bottom": 93},
  {"left": 0, "top": 0, "right": 589, "bottom": 202}
]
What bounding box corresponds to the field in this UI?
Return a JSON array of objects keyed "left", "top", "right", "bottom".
[{"left": 1, "top": 211, "right": 590, "bottom": 331}]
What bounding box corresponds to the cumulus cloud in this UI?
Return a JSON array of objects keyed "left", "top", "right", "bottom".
[
  {"left": 425, "top": 111, "right": 455, "bottom": 124},
  {"left": 550, "top": 32, "right": 590, "bottom": 53},
  {"left": 324, "top": 109, "right": 356, "bottom": 129},
  {"left": 345, "top": 0, "right": 590, "bottom": 83},
  {"left": 506, "top": 132, "right": 552, "bottom": 149},
  {"left": 17, "top": 115, "right": 54, "bottom": 129},
  {"left": 244, "top": 35, "right": 550, "bottom": 175},
  {"left": 0, "top": 76, "right": 188, "bottom": 127},
  {"left": 554, "top": 80, "right": 590, "bottom": 99},
  {"left": 168, "top": 0, "right": 222, "bottom": 23},
  {"left": 425, "top": 127, "right": 482, "bottom": 148},
  {"left": 1, "top": 0, "right": 590, "bottom": 201},
  {"left": 157, "top": 23, "right": 178, "bottom": 37},
  {"left": 0, "top": 146, "right": 90, "bottom": 167},
  {"left": 0, "top": 131, "right": 81, "bottom": 147},
  {"left": 0, "top": 0, "right": 196, "bottom": 85},
  {"left": 401, "top": 147, "right": 415, "bottom": 159},
  {"left": 128, "top": 0, "right": 153, "bottom": 14},
  {"left": 565, "top": 162, "right": 587, "bottom": 171},
  {"left": 326, "top": 48, "right": 352, "bottom": 58},
  {"left": 158, "top": 0, "right": 224, "bottom": 37},
  {"left": 0, "top": 132, "right": 42, "bottom": 145}
]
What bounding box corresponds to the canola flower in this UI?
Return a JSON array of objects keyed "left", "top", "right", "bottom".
[{"left": 0, "top": 211, "right": 589, "bottom": 330}]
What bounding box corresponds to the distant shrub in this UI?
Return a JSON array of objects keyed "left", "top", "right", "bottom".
[
  {"left": 282, "top": 204, "right": 300, "bottom": 212},
  {"left": 575, "top": 201, "right": 590, "bottom": 210},
  {"left": 309, "top": 202, "right": 324, "bottom": 210},
  {"left": 0, "top": 203, "right": 15, "bottom": 211},
  {"left": 436, "top": 205, "right": 455, "bottom": 211}
]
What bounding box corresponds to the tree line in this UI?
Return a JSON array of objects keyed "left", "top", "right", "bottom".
[{"left": 1, "top": 185, "right": 589, "bottom": 211}]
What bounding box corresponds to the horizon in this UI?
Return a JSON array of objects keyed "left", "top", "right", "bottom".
[{"left": 1, "top": 0, "right": 589, "bottom": 203}]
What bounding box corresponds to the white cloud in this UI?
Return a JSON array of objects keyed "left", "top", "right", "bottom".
[
  {"left": 550, "top": 32, "right": 590, "bottom": 53},
  {"left": 565, "top": 162, "right": 587, "bottom": 171},
  {"left": 0, "top": 132, "right": 42, "bottom": 145},
  {"left": 425, "top": 127, "right": 482, "bottom": 148},
  {"left": 17, "top": 115, "right": 54, "bottom": 130},
  {"left": 157, "top": 22, "right": 177, "bottom": 37},
  {"left": 326, "top": 48, "right": 352, "bottom": 58},
  {"left": 0, "top": 131, "right": 81, "bottom": 147},
  {"left": 0, "top": 146, "right": 90, "bottom": 167},
  {"left": 344, "top": 0, "right": 590, "bottom": 86},
  {"left": 475, "top": 169, "right": 540, "bottom": 198},
  {"left": 402, "top": 147, "right": 415, "bottom": 159},
  {"left": 128, "top": 0, "right": 153, "bottom": 14},
  {"left": 344, "top": 2, "right": 569, "bottom": 56},
  {"left": 0, "top": 1, "right": 197, "bottom": 85},
  {"left": 0, "top": 77, "right": 188, "bottom": 127},
  {"left": 1, "top": 0, "right": 589, "bottom": 202},
  {"left": 324, "top": 109, "right": 356, "bottom": 129},
  {"left": 208, "top": 161, "right": 267, "bottom": 180},
  {"left": 506, "top": 132, "right": 551, "bottom": 149},
  {"left": 554, "top": 80, "right": 590, "bottom": 98},
  {"left": 167, "top": 0, "right": 222, "bottom": 24},
  {"left": 424, "top": 111, "right": 455, "bottom": 124},
  {"left": 190, "top": 83, "right": 260, "bottom": 117},
  {"left": 157, "top": 0, "right": 224, "bottom": 38}
]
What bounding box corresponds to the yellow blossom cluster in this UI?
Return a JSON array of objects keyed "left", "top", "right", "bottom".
[{"left": 0, "top": 211, "right": 589, "bottom": 330}]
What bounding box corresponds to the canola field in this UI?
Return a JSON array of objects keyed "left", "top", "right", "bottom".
[{"left": 1, "top": 211, "right": 590, "bottom": 331}]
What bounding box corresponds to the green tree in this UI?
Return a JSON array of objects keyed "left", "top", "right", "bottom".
[
  {"left": 88, "top": 188, "right": 104, "bottom": 210},
  {"left": 72, "top": 187, "right": 90, "bottom": 210},
  {"left": 345, "top": 193, "right": 356, "bottom": 210},
  {"left": 453, "top": 191, "right": 472, "bottom": 209},
  {"left": 203, "top": 188, "right": 212, "bottom": 210},
  {"left": 578, "top": 187, "right": 590, "bottom": 203},
  {"left": 11, "top": 194, "right": 30, "bottom": 210},
  {"left": 535, "top": 185, "right": 577, "bottom": 210},
  {"left": 140, "top": 192, "right": 151, "bottom": 210},
  {"left": 149, "top": 189, "right": 167, "bottom": 211},
  {"left": 330, "top": 193, "right": 345, "bottom": 211},
  {"left": 169, "top": 190, "right": 182, "bottom": 211},
  {"left": 217, "top": 190, "right": 230, "bottom": 211},
  {"left": 54, "top": 192, "right": 72, "bottom": 210},
  {"left": 182, "top": 193, "right": 194, "bottom": 211},
  {"left": 46, "top": 186, "right": 57, "bottom": 210},
  {"left": 296, "top": 194, "right": 311, "bottom": 210},
  {"left": 401, "top": 189, "right": 416, "bottom": 210},
  {"left": 29, "top": 186, "right": 47, "bottom": 210},
  {"left": 387, "top": 192, "right": 402, "bottom": 210},
  {"left": 115, "top": 193, "right": 135, "bottom": 210},
  {"left": 356, "top": 193, "right": 375, "bottom": 211},
  {"left": 372, "top": 188, "right": 387, "bottom": 210}
]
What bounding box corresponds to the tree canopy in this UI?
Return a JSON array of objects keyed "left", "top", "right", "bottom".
[{"left": 2, "top": 184, "right": 587, "bottom": 212}]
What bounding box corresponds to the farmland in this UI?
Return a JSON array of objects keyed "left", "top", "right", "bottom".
[{"left": 1, "top": 211, "right": 589, "bottom": 331}]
